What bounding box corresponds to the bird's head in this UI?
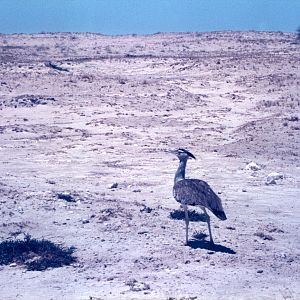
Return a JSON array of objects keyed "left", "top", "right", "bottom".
[{"left": 170, "top": 148, "right": 196, "bottom": 161}]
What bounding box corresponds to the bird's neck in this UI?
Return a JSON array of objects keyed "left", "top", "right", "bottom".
[{"left": 174, "top": 159, "right": 188, "bottom": 184}]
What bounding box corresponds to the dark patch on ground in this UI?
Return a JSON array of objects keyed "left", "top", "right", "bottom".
[
  {"left": 56, "top": 192, "right": 76, "bottom": 203},
  {"left": 0, "top": 235, "right": 76, "bottom": 271}
]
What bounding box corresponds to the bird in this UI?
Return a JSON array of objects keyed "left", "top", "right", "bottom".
[{"left": 170, "top": 148, "right": 227, "bottom": 245}]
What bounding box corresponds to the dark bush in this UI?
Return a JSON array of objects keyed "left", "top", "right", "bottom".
[{"left": 0, "top": 235, "right": 76, "bottom": 271}]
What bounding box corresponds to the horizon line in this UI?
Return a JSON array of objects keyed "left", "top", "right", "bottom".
[{"left": 0, "top": 29, "right": 297, "bottom": 37}]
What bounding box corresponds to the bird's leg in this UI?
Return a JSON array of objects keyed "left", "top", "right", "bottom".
[
  {"left": 203, "top": 208, "right": 214, "bottom": 245},
  {"left": 183, "top": 204, "right": 189, "bottom": 245}
]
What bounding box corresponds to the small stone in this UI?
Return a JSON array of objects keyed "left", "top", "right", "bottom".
[
  {"left": 109, "top": 183, "right": 118, "bottom": 189},
  {"left": 107, "top": 276, "right": 115, "bottom": 281},
  {"left": 125, "top": 278, "right": 150, "bottom": 291},
  {"left": 138, "top": 231, "right": 148, "bottom": 235},
  {"left": 226, "top": 226, "right": 236, "bottom": 230},
  {"left": 82, "top": 219, "right": 90, "bottom": 224},
  {"left": 245, "top": 162, "right": 261, "bottom": 171},
  {"left": 57, "top": 192, "right": 75, "bottom": 202},
  {"left": 17, "top": 207, "right": 24, "bottom": 214},
  {"left": 140, "top": 205, "right": 152, "bottom": 213},
  {"left": 266, "top": 172, "right": 283, "bottom": 185},
  {"left": 257, "top": 269, "right": 263, "bottom": 273},
  {"left": 9, "top": 263, "right": 17, "bottom": 267}
]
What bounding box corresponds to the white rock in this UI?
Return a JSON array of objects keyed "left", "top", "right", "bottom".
[
  {"left": 9, "top": 263, "right": 17, "bottom": 267},
  {"left": 108, "top": 183, "right": 118, "bottom": 189},
  {"left": 81, "top": 218, "right": 90, "bottom": 224},
  {"left": 17, "top": 207, "right": 24, "bottom": 214},
  {"left": 266, "top": 172, "right": 284, "bottom": 185},
  {"left": 245, "top": 162, "right": 261, "bottom": 171}
]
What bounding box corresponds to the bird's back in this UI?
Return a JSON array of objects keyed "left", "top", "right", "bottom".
[{"left": 173, "top": 179, "right": 227, "bottom": 220}]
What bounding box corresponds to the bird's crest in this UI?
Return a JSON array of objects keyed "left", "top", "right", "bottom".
[{"left": 178, "top": 148, "right": 196, "bottom": 159}]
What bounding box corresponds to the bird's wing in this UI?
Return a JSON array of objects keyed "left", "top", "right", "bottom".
[{"left": 173, "top": 179, "right": 226, "bottom": 220}]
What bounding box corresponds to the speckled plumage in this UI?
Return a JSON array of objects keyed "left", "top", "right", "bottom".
[{"left": 173, "top": 179, "right": 227, "bottom": 220}]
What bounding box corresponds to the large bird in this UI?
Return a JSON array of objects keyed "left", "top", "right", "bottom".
[{"left": 170, "top": 148, "right": 227, "bottom": 245}]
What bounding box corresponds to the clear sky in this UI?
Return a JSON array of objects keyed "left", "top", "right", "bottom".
[{"left": 0, "top": 0, "right": 299, "bottom": 35}]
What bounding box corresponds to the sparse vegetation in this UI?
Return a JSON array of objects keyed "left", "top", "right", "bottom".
[
  {"left": 105, "top": 45, "right": 112, "bottom": 54},
  {"left": 254, "top": 231, "right": 275, "bottom": 241},
  {"left": 286, "top": 115, "right": 299, "bottom": 122},
  {"left": 257, "top": 97, "right": 300, "bottom": 110},
  {"left": 1, "top": 94, "right": 56, "bottom": 108},
  {"left": 258, "top": 99, "right": 280, "bottom": 108},
  {"left": 0, "top": 235, "right": 76, "bottom": 271}
]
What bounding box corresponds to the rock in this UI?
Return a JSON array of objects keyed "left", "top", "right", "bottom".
[
  {"left": 108, "top": 183, "right": 118, "bottom": 189},
  {"left": 17, "top": 207, "right": 24, "bottom": 214},
  {"left": 254, "top": 231, "right": 275, "bottom": 241},
  {"left": 266, "top": 172, "right": 283, "bottom": 185},
  {"left": 9, "top": 263, "right": 17, "bottom": 267},
  {"left": 245, "top": 162, "right": 261, "bottom": 171},
  {"left": 56, "top": 192, "right": 76, "bottom": 202},
  {"left": 125, "top": 279, "right": 150, "bottom": 292},
  {"left": 226, "top": 226, "right": 236, "bottom": 230},
  {"left": 47, "top": 180, "right": 56, "bottom": 185},
  {"left": 140, "top": 205, "right": 153, "bottom": 213}
]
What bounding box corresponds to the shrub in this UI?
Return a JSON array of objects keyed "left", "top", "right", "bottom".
[{"left": 0, "top": 235, "right": 76, "bottom": 271}]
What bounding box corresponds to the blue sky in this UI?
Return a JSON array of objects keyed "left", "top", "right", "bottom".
[{"left": 0, "top": 0, "right": 299, "bottom": 35}]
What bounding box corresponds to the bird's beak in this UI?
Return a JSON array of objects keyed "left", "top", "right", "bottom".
[{"left": 168, "top": 149, "right": 177, "bottom": 155}]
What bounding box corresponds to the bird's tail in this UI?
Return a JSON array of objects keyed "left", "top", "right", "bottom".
[{"left": 211, "top": 209, "right": 227, "bottom": 220}]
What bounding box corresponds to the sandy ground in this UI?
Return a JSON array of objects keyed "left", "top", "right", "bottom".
[{"left": 0, "top": 31, "right": 299, "bottom": 300}]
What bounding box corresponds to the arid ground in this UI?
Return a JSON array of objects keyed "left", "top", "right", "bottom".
[{"left": 0, "top": 31, "right": 299, "bottom": 299}]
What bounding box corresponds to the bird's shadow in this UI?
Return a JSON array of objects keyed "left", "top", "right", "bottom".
[
  {"left": 169, "top": 209, "right": 236, "bottom": 254},
  {"left": 187, "top": 239, "right": 236, "bottom": 254},
  {"left": 169, "top": 209, "right": 207, "bottom": 222}
]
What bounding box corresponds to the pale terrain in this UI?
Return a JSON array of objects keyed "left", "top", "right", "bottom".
[{"left": 0, "top": 31, "right": 299, "bottom": 299}]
